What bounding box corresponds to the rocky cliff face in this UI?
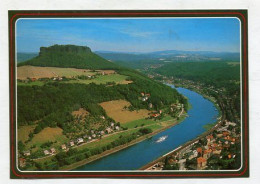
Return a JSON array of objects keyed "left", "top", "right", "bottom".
[{"left": 39, "top": 44, "right": 92, "bottom": 56}]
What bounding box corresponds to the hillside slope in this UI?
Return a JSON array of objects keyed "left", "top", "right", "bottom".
[{"left": 18, "top": 44, "right": 118, "bottom": 70}]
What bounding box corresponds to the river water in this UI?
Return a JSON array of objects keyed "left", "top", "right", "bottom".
[{"left": 74, "top": 84, "right": 219, "bottom": 170}]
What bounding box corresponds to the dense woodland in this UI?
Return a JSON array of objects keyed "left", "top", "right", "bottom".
[{"left": 18, "top": 68, "right": 186, "bottom": 134}]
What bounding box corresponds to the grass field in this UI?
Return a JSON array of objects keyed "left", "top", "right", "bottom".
[
  {"left": 65, "top": 74, "right": 132, "bottom": 85},
  {"left": 100, "top": 100, "right": 150, "bottom": 123},
  {"left": 17, "top": 65, "right": 97, "bottom": 80},
  {"left": 28, "top": 127, "right": 68, "bottom": 148},
  {"left": 17, "top": 65, "right": 132, "bottom": 86},
  {"left": 124, "top": 116, "right": 174, "bottom": 128},
  {"left": 18, "top": 125, "right": 36, "bottom": 142}
]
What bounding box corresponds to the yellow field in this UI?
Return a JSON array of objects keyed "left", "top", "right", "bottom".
[
  {"left": 29, "top": 127, "right": 68, "bottom": 146},
  {"left": 99, "top": 100, "right": 150, "bottom": 123},
  {"left": 17, "top": 65, "right": 97, "bottom": 80},
  {"left": 18, "top": 125, "right": 36, "bottom": 142}
]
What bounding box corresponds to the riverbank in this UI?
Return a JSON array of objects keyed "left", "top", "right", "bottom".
[
  {"left": 139, "top": 117, "right": 223, "bottom": 170},
  {"left": 61, "top": 113, "right": 187, "bottom": 171},
  {"left": 139, "top": 82, "right": 224, "bottom": 170}
]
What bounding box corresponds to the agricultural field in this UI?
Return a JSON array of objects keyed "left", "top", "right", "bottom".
[
  {"left": 26, "top": 127, "right": 69, "bottom": 148},
  {"left": 18, "top": 125, "right": 36, "bottom": 142},
  {"left": 17, "top": 65, "right": 97, "bottom": 80},
  {"left": 17, "top": 65, "right": 132, "bottom": 86},
  {"left": 99, "top": 100, "right": 150, "bottom": 123},
  {"left": 123, "top": 116, "right": 173, "bottom": 129},
  {"left": 65, "top": 73, "right": 132, "bottom": 85}
]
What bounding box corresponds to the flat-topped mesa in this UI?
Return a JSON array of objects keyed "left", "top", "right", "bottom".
[
  {"left": 39, "top": 44, "right": 92, "bottom": 56},
  {"left": 18, "top": 44, "right": 118, "bottom": 69}
]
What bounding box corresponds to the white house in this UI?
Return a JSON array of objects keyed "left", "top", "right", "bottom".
[
  {"left": 44, "top": 150, "right": 50, "bottom": 155},
  {"left": 70, "top": 141, "right": 75, "bottom": 147},
  {"left": 77, "top": 138, "right": 84, "bottom": 144}
]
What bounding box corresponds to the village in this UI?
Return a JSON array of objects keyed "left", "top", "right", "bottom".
[
  {"left": 19, "top": 120, "right": 121, "bottom": 168},
  {"left": 145, "top": 120, "right": 240, "bottom": 171}
]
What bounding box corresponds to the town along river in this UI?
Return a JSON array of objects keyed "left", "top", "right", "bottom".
[{"left": 74, "top": 84, "right": 219, "bottom": 170}]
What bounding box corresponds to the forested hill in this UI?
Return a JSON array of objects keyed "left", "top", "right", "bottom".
[
  {"left": 155, "top": 62, "right": 240, "bottom": 86},
  {"left": 154, "top": 61, "right": 240, "bottom": 123},
  {"left": 18, "top": 44, "right": 118, "bottom": 70}
]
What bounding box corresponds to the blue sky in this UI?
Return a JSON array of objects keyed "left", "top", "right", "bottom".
[{"left": 16, "top": 18, "right": 240, "bottom": 53}]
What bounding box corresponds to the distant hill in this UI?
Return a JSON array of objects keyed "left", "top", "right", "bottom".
[
  {"left": 17, "top": 52, "right": 38, "bottom": 63},
  {"left": 18, "top": 44, "right": 118, "bottom": 70},
  {"left": 95, "top": 50, "right": 240, "bottom": 62}
]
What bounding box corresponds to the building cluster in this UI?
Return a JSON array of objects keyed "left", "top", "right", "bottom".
[
  {"left": 146, "top": 120, "right": 239, "bottom": 171},
  {"left": 19, "top": 122, "right": 121, "bottom": 168},
  {"left": 140, "top": 92, "right": 151, "bottom": 102}
]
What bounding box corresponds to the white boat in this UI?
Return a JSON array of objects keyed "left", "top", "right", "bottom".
[{"left": 156, "top": 135, "right": 168, "bottom": 143}]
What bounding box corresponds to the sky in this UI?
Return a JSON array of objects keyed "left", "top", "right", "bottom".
[{"left": 16, "top": 18, "right": 240, "bottom": 53}]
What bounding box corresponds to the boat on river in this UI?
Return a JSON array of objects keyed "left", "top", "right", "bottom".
[{"left": 156, "top": 135, "right": 168, "bottom": 143}]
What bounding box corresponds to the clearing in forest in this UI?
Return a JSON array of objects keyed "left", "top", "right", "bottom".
[
  {"left": 28, "top": 127, "right": 68, "bottom": 147},
  {"left": 99, "top": 100, "right": 150, "bottom": 123}
]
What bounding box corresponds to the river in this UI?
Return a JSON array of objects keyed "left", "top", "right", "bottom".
[{"left": 74, "top": 84, "right": 219, "bottom": 170}]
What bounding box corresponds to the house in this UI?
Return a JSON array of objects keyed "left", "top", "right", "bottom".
[
  {"left": 203, "top": 149, "right": 212, "bottom": 159},
  {"left": 151, "top": 113, "right": 160, "bottom": 118},
  {"left": 44, "top": 150, "right": 50, "bottom": 155},
  {"left": 77, "top": 138, "right": 84, "bottom": 144},
  {"left": 92, "top": 134, "right": 96, "bottom": 138},
  {"left": 61, "top": 144, "right": 67, "bottom": 150},
  {"left": 19, "top": 158, "right": 26, "bottom": 168},
  {"left": 178, "top": 159, "right": 187, "bottom": 170},
  {"left": 226, "top": 121, "right": 236, "bottom": 127},
  {"left": 159, "top": 110, "right": 162, "bottom": 114},
  {"left": 213, "top": 149, "right": 222, "bottom": 155},
  {"left": 141, "top": 92, "right": 145, "bottom": 96},
  {"left": 110, "top": 122, "right": 114, "bottom": 127},
  {"left": 223, "top": 131, "right": 230, "bottom": 136},
  {"left": 148, "top": 103, "right": 153, "bottom": 109},
  {"left": 115, "top": 126, "right": 120, "bottom": 130},
  {"left": 100, "top": 116, "right": 105, "bottom": 120},
  {"left": 69, "top": 141, "right": 75, "bottom": 147},
  {"left": 206, "top": 135, "right": 213, "bottom": 143},
  {"left": 88, "top": 136, "right": 92, "bottom": 140},
  {"left": 50, "top": 148, "right": 56, "bottom": 154},
  {"left": 216, "top": 134, "right": 223, "bottom": 138},
  {"left": 193, "top": 150, "right": 198, "bottom": 157},
  {"left": 23, "top": 150, "right": 31, "bottom": 157},
  {"left": 100, "top": 131, "right": 105, "bottom": 135},
  {"left": 197, "top": 157, "right": 207, "bottom": 169},
  {"left": 106, "top": 127, "right": 113, "bottom": 134},
  {"left": 142, "top": 97, "right": 148, "bottom": 101},
  {"left": 196, "top": 147, "right": 203, "bottom": 155}
]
